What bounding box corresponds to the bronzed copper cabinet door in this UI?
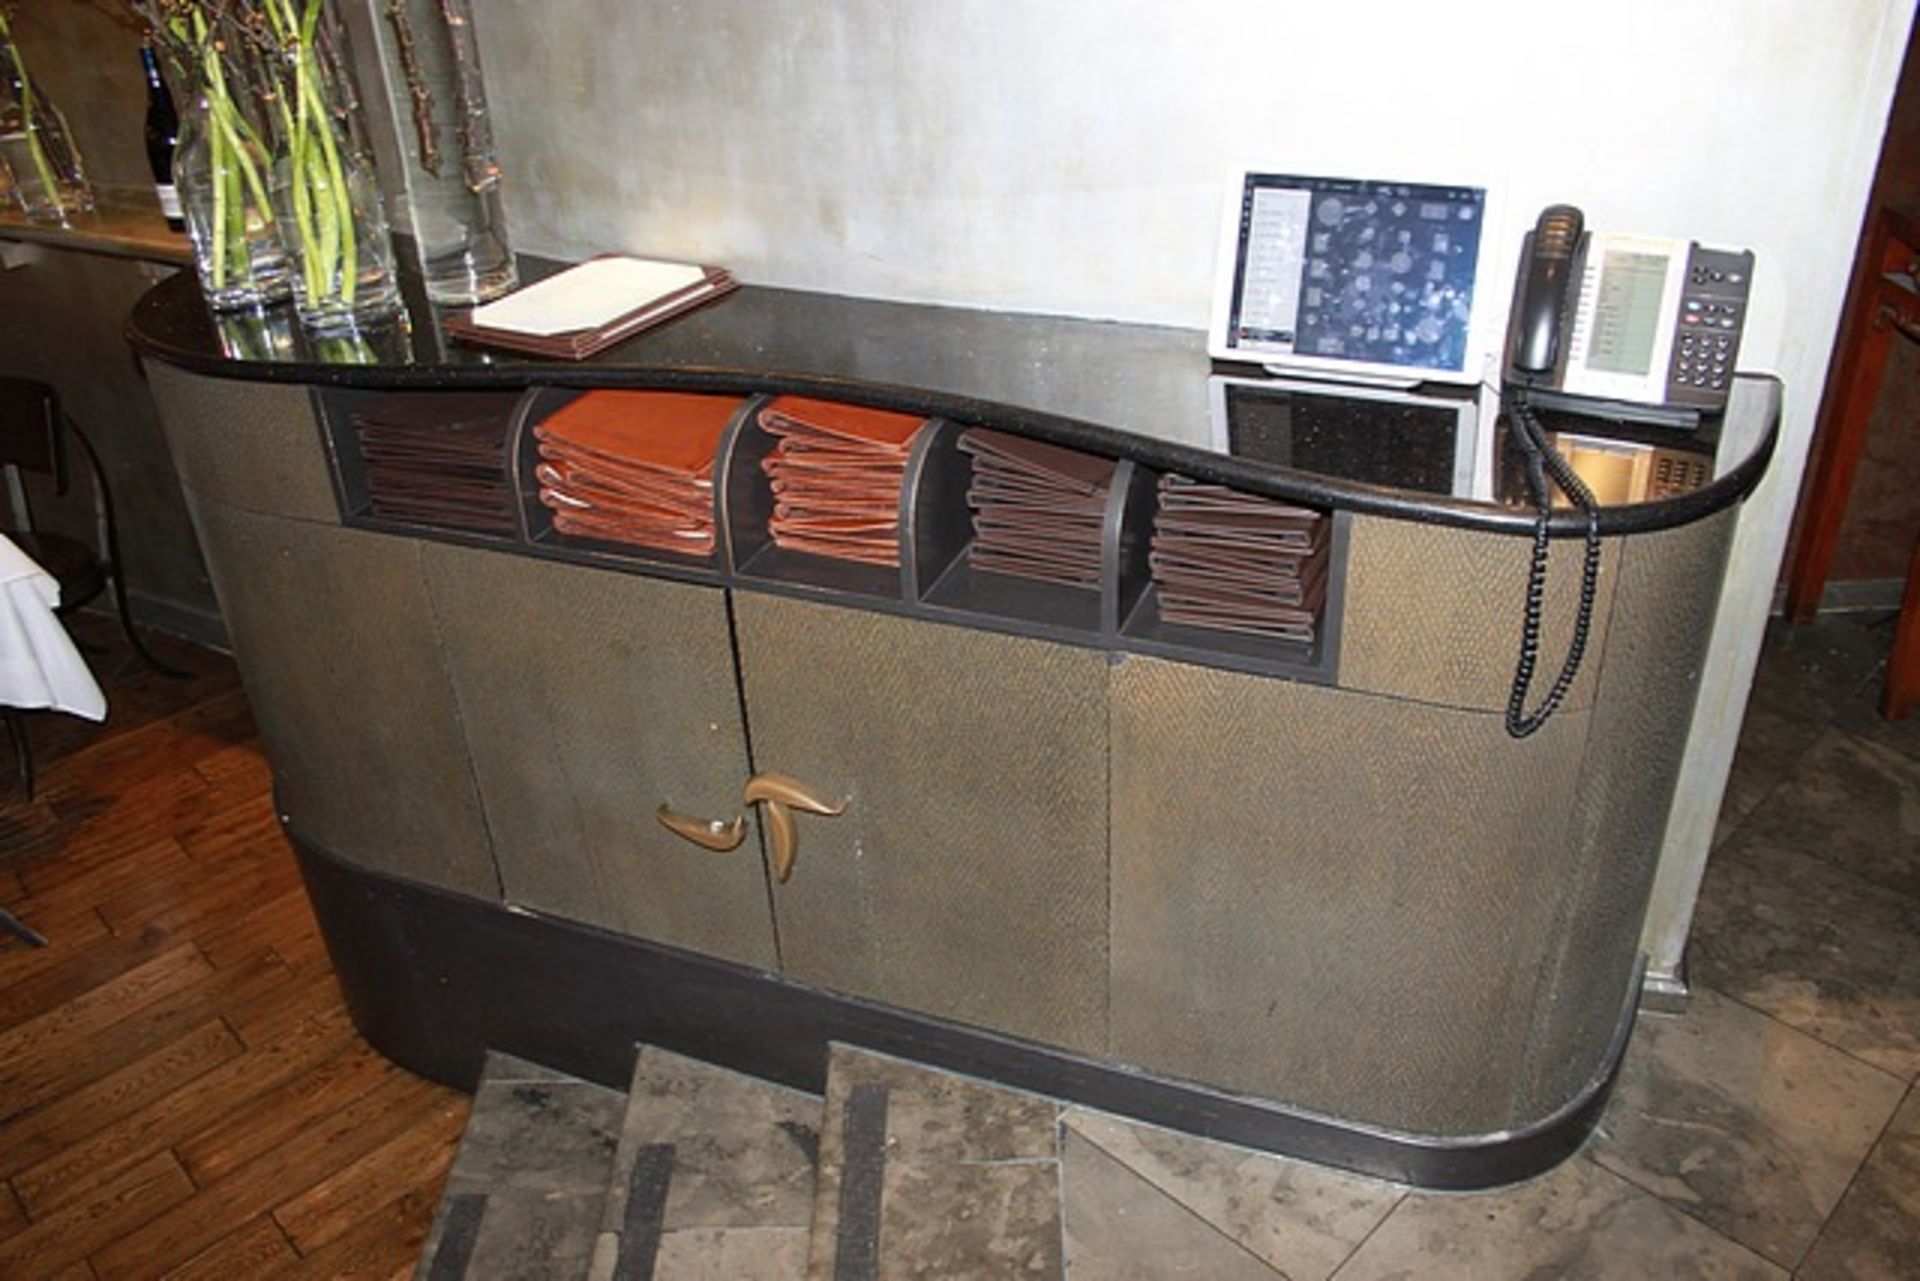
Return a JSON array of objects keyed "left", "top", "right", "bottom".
[
  {"left": 423, "top": 546, "right": 777, "bottom": 970},
  {"left": 732, "top": 594, "right": 1110, "bottom": 1055}
]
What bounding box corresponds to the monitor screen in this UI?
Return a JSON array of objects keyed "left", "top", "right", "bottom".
[{"left": 1209, "top": 172, "right": 1493, "bottom": 386}]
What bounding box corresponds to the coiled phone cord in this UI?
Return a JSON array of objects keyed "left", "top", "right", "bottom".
[{"left": 1505, "top": 387, "right": 1603, "bottom": 738}]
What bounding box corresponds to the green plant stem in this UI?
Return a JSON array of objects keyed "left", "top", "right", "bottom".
[
  {"left": 0, "top": 14, "right": 66, "bottom": 215},
  {"left": 264, "top": 0, "right": 362, "bottom": 312}
]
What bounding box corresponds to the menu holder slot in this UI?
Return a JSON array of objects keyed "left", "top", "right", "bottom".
[
  {"left": 1119, "top": 472, "right": 1348, "bottom": 683},
  {"left": 319, "top": 387, "right": 522, "bottom": 541},
  {"left": 514, "top": 387, "right": 740, "bottom": 579},
  {"left": 917, "top": 428, "right": 1116, "bottom": 640},
  {"left": 723, "top": 399, "right": 911, "bottom": 602}
]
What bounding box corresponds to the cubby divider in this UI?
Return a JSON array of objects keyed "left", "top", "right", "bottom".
[
  {"left": 901, "top": 419, "right": 969, "bottom": 602},
  {"left": 1103, "top": 460, "right": 1158, "bottom": 636}
]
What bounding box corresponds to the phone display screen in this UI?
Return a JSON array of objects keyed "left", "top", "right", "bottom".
[
  {"left": 1585, "top": 249, "right": 1671, "bottom": 376},
  {"left": 1221, "top": 174, "right": 1488, "bottom": 379}
]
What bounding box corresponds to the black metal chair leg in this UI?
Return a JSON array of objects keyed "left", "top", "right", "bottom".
[
  {"left": 64, "top": 417, "right": 190, "bottom": 679},
  {"left": 0, "top": 907, "right": 48, "bottom": 948},
  {"left": 4, "top": 707, "right": 32, "bottom": 799}
]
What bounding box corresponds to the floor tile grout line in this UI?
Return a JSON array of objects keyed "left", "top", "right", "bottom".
[
  {"left": 1584, "top": 1145, "right": 1820, "bottom": 1273},
  {"left": 1322, "top": 1181, "right": 1408, "bottom": 1281},
  {"left": 1784, "top": 1078, "right": 1913, "bottom": 1275},
  {"left": 1065, "top": 1117, "right": 1316, "bottom": 1278},
  {"left": 1706, "top": 812, "right": 1920, "bottom": 916},
  {"left": 1695, "top": 981, "right": 1917, "bottom": 1086}
]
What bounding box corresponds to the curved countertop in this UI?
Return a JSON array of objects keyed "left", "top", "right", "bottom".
[{"left": 127, "top": 266, "right": 1778, "bottom": 538}]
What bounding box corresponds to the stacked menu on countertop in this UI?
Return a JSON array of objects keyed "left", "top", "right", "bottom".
[
  {"left": 533, "top": 390, "right": 737, "bottom": 557},
  {"left": 957, "top": 428, "right": 1115, "bottom": 589},
  {"left": 1150, "top": 475, "right": 1328, "bottom": 643},
  {"left": 354, "top": 392, "right": 518, "bottom": 535},
  {"left": 446, "top": 256, "right": 738, "bottom": 359},
  {"left": 758, "top": 397, "right": 930, "bottom": 567}
]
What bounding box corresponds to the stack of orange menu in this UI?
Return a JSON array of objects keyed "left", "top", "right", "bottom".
[
  {"left": 758, "top": 397, "right": 929, "bottom": 566},
  {"left": 532, "top": 391, "right": 737, "bottom": 556},
  {"left": 1150, "top": 475, "right": 1328, "bottom": 642}
]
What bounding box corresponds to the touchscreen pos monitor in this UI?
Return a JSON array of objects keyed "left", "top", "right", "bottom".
[{"left": 1208, "top": 171, "right": 1498, "bottom": 389}]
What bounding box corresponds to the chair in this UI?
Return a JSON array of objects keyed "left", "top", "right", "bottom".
[{"left": 1, "top": 375, "right": 186, "bottom": 798}]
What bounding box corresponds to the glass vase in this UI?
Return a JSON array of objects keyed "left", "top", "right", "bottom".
[
  {"left": 374, "top": 0, "right": 516, "bottom": 305},
  {"left": 0, "top": 24, "right": 93, "bottom": 223},
  {"left": 261, "top": 1, "right": 400, "bottom": 334},
  {"left": 177, "top": 94, "right": 291, "bottom": 309}
]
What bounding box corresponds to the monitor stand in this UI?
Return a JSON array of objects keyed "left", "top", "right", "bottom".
[{"left": 1260, "top": 363, "right": 1422, "bottom": 391}]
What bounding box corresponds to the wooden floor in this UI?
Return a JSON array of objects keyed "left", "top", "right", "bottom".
[{"left": 0, "top": 617, "right": 465, "bottom": 1280}]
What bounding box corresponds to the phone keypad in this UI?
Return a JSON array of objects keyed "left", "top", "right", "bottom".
[{"left": 1667, "top": 247, "right": 1755, "bottom": 405}]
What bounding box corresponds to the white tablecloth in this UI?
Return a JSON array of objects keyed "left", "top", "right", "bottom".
[{"left": 0, "top": 534, "right": 106, "bottom": 720}]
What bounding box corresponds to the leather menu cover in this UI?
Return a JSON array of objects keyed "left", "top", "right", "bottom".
[
  {"left": 443, "top": 263, "right": 738, "bottom": 360},
  {"left": 353, "top": 393, "right": 518, "bottom": 535},
  {"left": 758, "top": 397, "right": 930, "bottom": 568},
  {"left": 533, "top": 390, "right": 739, "bottom": 558},
  {"left": 958, "top": 428, "right": 1114, "bottom": 592},
  {"left": 1151, "top": 474, "right": 1328, "bottom": 643}
]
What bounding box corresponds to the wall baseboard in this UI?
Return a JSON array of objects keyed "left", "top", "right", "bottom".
[
  {"left": 79, "top": 591, "right": 229, "bottom": 652},
  {"left": 1771, "top": 576, "right": 1905, "bottom": 616}
]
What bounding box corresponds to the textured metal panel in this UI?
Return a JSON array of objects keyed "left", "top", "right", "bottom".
[
  {"left": 1340, "top": 515, "right": 1618, "bottom": 711},
  {"left": 189, "top": 499, "right": 497, "bottom": 897},
  {"left": 144, "top": 361, "right": 341, "bottom": 522},
  {"left": 421, "top": 544, "right": 776, "bottom": 969},
  {"left": 733, "top": 594, "right": 1109, "bottom": 1055},
  {"left": 1109, "top": 656, "right": 1587, "bottom": 1136},
  {"left": 1520, "top": 509, "right": 1735, "bottom": 1112}
]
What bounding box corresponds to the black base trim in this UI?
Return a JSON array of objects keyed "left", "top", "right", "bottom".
[{"left": 295, "top": 835, "right": 1637, "bottom": 1192}]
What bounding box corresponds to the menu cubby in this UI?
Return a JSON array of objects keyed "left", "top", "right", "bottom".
[
  {"left": 508, "top": 385, "right": 736, "bottom": 587},
  {"left": 317, "top": 387, "right": 522, "bottom": 544},
  {"left": 316, "top": 386, "right": 1347, "bottom": 686}
]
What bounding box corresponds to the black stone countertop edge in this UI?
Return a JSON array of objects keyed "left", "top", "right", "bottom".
[{"left": 124, "top": 270, "right": 1778, "bottom": 539}]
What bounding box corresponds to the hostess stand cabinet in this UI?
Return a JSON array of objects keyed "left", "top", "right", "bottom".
[{"left": 128, "top": 272, "right": 1777, "bottom": 1190}]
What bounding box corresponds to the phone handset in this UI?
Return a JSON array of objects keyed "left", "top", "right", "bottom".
[
  {"left": 1511, "top": 205, "right": 1584, "bottom": 376},
  {"left": 1504, "top": 205, "right": 1604, "bottom": 739}
]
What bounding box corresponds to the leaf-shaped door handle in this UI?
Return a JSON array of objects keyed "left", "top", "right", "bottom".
[
  {"left": 655, "top": 804, "right": 747, "bottom": 852},
  {"left": 744, "top": 773, "right": 846, "bottom": 883}
]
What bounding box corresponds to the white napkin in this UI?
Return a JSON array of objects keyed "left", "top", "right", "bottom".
[{"left": 0, "top": 534, "right": 107, "bottom": 721}]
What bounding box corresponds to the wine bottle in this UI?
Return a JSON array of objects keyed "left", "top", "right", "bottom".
[{"left": 140, "top": 45, "right": 183, "bottom": 232}]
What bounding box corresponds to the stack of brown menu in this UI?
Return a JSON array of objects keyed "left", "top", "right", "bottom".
[
  {"left": 758, "top": 397, "right": 929, "bottom": 566},
  {"left": 532, "top": 390, "right": 737, "bottom": 556},
  {"left": 354, "top": 392, "right": 518, "bottom": 535},
  {"left": 1150, "top": 475, "right": 1328, "bottom": 643},
  {"left": 958, "top": 428, "right": 1114, "bottom": 589}
]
